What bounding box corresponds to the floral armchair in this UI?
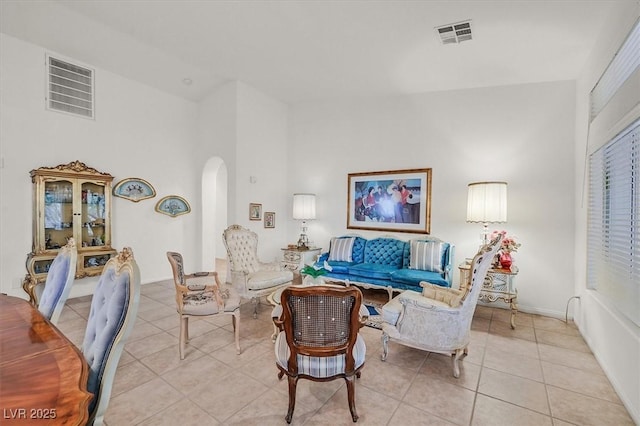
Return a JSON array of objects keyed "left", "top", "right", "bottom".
[
  {"left": 380, "top": 234, "right": 502, "bottom": 378},
  {"left": 222, "top": 225, "right": 293, "bottom": 317}
]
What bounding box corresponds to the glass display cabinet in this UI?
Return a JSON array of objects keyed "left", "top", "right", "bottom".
[{"left": 23, "top": 161, "right": 117, "bottom": 303}]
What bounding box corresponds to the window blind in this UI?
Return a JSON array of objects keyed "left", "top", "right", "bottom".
[
  {"left": 587, "top": 118, "right": 640, "bottom": 326},
  {"left": 589, "top": 19, "right": 640, "bottom": 121}
]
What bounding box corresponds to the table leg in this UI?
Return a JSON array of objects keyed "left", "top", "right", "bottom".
[{"left": 510, "top": 297, "right": 518, "bottom": 329}]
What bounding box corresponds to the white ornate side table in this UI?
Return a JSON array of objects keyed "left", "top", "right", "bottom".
[
  {"left": 459, "top": 263, "right": 519, "bottom": 329},
  {"left": 281, "top": 247, "right": 322, "bottom": 283}
]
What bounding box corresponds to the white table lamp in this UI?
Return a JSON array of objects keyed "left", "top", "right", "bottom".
[
  {"left": 466, "top": 181, "right": 507, "bottom": 245},
  {"left": 293, "top": 193, "right": 316, "bottom": 249}
]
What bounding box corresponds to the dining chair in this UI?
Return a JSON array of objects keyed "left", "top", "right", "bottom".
[
  {"left": 166, "top": 251, "right": 241, "bottom": 359},
  {"left": 273, "top": 285, "right": 367, "bottom": 423},
  {"left": 37, "top": 238, "right": 77, "bottom": 324},
  {"left": 82, "top": 247, "right": 140, "bottom": 426}
]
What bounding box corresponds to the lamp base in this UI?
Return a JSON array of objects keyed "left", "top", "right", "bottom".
[{"left": 297, "top": 233, "right": 309, "bottom": 249}]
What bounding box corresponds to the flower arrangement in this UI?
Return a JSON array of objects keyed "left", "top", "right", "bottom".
[{"left": 491, "top": 230, "right": 522, "bottom": 254}]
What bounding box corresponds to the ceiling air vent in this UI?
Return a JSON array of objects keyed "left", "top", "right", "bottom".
[
  {"left": 435, "top": 20, "right": 473, "bottom": 45},
  {"left": 46, "top": 55, "right": 94, "bottom": 119}
]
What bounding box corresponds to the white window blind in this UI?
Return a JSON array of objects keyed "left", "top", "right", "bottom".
[
  {"left": 46, "top": 55, "right": 94, "bottom": 118},
  {"left": 587, "top": 118, "right": 640, "bottom": 326},
  {"left": 589, "top": 19, "right": 640, "bottom": 121}
]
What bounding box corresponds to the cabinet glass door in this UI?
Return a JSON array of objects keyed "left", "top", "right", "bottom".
[
  {"left": 44, "top": 180, "right": 74, "bottom": 250},
  {"left": 81, "top": 181, "right": 107, "bottom": 249}
]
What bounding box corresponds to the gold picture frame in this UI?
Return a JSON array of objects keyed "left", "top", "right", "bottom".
[
  {"left": 264, "top": 211, "right": 275, "bottom": 228},
  {"left": 249, "top": 203, "right": 262, "bottom": 220},
  {"left": 155, "top": 195, "right": 191, "bottom": 218},
  {"left": 347, "top": 168, "right": 432, "bottom": 234},
  {"left": 113, "top": 177, "right": 156, "bottom": 202}
]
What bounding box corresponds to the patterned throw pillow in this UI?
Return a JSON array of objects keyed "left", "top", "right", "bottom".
[
  {"left": 328, "top": 237, "right": 355, "bottom": 262},
  {"left": 409, "top": 240, "right": 446, "bottom": 273}
]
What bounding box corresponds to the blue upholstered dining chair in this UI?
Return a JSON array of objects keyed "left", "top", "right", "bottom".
[
  {"left": 37, "top": 238, "right": 77, "bottom": 324},
  {"left": 82, "top": 247, "right": 140, "bottom": 426}
]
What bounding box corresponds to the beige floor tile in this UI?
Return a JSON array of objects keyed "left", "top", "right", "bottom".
[
  {"left": 486, "top": 333, "right": 539, "bottom": 359},
  {"left": 110, "top": 359, "right": 157, "bottom": 397},
  {"left": 187, "top": 371, "right": 270, "bottom": 422},
  {"left": 541, "top": 361, "right": 621, "bottom": 403},
  {"left": 104, "top": 377, "right": 183, "bottom": 425},
  {"left": 187, "top": 327, "right": 237, "bottom": 354},
  {"left": 491, "top": 307, "right": 520, "bottom": 325},
  {"left": 536, "top": 329, "right": 591, "bottom": 353},
  {"left": 305, "top": 383, "right": 399, "bottom": 425},
  {"left": 403, "top": 376, "right": 476, "bottom": 425},
  {"left": 547, "top": 385, "right": 635, "bottom": 425},
  {"left": 537, "top": 343, "right": 604, "bottom": 374},
  {"left": 137, "top": 399, "right": 219, "bottom": 425},
  {"left": 478, "top": 367, "right": 550, "bottom": 415},
  {"left": 483, "top": 346, "right": 543, "bottom": 382},
  {"left": 161, "top": 354, "right": 233, "bottom": 394},
  {"left": 489, "top": 319, "right": 536, "bottom": 342},
  {"left": 137, "top": 304, "right": 177, "bottom": 322},
  {"left": 472, "top": 394, "right": 553, "bottom": 426},
  {"left": 140, "top": 343, "right": 206, "bottom": 375},
  {"left": 127, "top": 319, "right": 164, "bottom": 342},
  {"left": 474, "top": 305, "right": 494, "bottom": 320},
  {"left": 533, "top": 315, "right": 580, "bottom": 336},
  {"left": 380, "top": 341, "right": 428, "bottom": 371},
  {"left": 359, "top": 356, "right": 416, "bottom": 399},
  {"left": 125, "top": 331, "right": 176, "bottom": 359},
  {"left": 225, "top": 384, "right": 311, "bottom": 425},
  {"left": 388, "top": 403, "right": 456, "bottom": 425},
  {"left": 419, "top": 352, "right": 481, "bottom": 391},
  {"left": 271, "top": 371, "right": 345, "bottom": 412},
  {"left": 471, "top": 317, "right": 491, "bottom": 332}
]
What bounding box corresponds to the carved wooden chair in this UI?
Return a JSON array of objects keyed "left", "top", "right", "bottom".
[
  {"left": 82, "top": 247, "right": 140, "bottom": 426},
  {"left": 273, "top": 285, "right": 367, "bottom": 423},
  {"left": 222, "top": 224, "right": 293, "bottom": 317},
  {"left": 37, "top": 238, "right": 77, "bottom": 324},
  {"left": 166, "top": 251, "right": 240, "bottom": 359},
  {"left": 381, "top": 234, "right": 502, "bottom": 378}
]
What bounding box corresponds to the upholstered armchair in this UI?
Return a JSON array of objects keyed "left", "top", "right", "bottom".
[
  {"left": 381, "top": 234, "right": 502, "bottom": 378},
  {"left": 82, "top": 247, "right": 140, "bottom": 426},
  {"left": 166, "top": 251, "right": 240, "bottom": 359},
  {"left": 272, "top": 285, "right": 367, "bottom": 423},
  {"left": 37, "top": 238, "right": 77, "bottom": 324},
  {"left": 222, "top": 224, "right": 293, "bottom": 317}
]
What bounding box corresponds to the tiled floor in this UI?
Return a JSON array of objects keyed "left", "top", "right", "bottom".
[{"left": 57, "top": 279, "right": 635, "bottom": 425}]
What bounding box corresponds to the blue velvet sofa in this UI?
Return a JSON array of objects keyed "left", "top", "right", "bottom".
[{"left": 315, "top": 235, "right": 454, "bottom": 300}]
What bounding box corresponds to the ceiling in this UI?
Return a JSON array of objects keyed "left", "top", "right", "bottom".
[{"left": 0, "top": 1, "right": 630, "bottom": 103}]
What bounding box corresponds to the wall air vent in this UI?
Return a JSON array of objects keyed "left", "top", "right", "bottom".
[
  {"left": 46, "top": 55, "right": 94, "bottom": 119},
  {"left": 435, "top": 20, "right": 473, "bottom": 45}
]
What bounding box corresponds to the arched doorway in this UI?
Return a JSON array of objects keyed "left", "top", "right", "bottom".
[{"left": 201, "top": 157, "right": 228, "bottom": 273}]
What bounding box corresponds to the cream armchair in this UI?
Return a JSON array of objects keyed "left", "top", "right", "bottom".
[
  {"left": 380, "top": 234, "right": 502, "bottom": 378},
  {"left": 223, "top": 225, "right": 293, "bottom": 317}
]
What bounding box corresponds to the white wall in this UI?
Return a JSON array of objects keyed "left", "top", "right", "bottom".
[
  {"left": 288, "top": 81, "right": 577, "bottom": 317},
  {"left": 197, "top": 81, "right": 291, "bottom": 264},
  {"left": 0, "top": 34, "right": 200, "bottom": 297},
  {"left": 573, "top": 2, "right": 640, "bottom": 422}
]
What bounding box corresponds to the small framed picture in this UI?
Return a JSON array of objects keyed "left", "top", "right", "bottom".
[
  {"left": 249, "top": 203, "right": 262, "bottom": 220},
  {"left": 264, "top": 211, "right": 275, "bottom": 228}
]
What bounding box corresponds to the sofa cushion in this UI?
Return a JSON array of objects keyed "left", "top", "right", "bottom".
[
  {"left": 323, "top": 260, "right": 352, "bottom": 274},
  {"left": 390, "top": 268, "right": 449, "bottom": 288},
  {"left": 363, "top": 238, "right": 406, "bottom": 267},
  {"left": 409, "top": 240, "right": 447, "bottom": 273},
  {"left": 349, "top": 263, "right": 400, "bottom": 280},
  {"left": 328, "top": 237, "right": 355, "bottom": 262}
]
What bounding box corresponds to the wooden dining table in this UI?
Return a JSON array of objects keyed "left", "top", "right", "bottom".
[{"left": 0, "top": 294, "right": 92, "bottom": 425}]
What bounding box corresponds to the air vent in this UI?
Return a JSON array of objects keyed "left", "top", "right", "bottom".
[
  {"left": 435, "top": 20, "right": 473, "bottom": 45},
  {"left": 46, "top": 55, "right": 94, "bottom": 118}
]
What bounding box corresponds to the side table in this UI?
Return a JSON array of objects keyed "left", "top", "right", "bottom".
[
  {"left": 459, "top": 263, "right": 519, "bottom": 329},
  {"left": 281, "top": 247, "right": 322, "bottom": 283}
]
